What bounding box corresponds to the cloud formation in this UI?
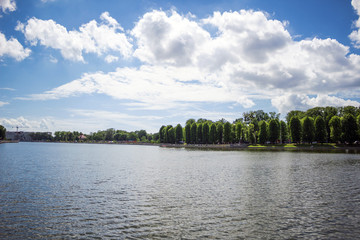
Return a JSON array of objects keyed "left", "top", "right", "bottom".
[
  {"left": 17, "top": 9, "right": 360, "bottom": 113},
  {"left": 350, "top": 0, "right": 360, "bottom": 48},
  {"left": 0, "top": 32, "right": 31, "bottom": 61},
  {"left": 0, "top": 0, "right": 16, "bottom": 13},
  {"left": 16, "top": 12, "right": 132, "bottom": 62}
]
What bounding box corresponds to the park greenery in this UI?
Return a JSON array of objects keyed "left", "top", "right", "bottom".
[
  {"left": 159, "top": 106, "right": 360, "bottom": 145},
  {"left": 1, "top": 106, "right": 360, "bottom": 145}
]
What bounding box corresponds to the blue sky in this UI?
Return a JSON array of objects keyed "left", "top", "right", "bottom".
[{"left": 1, "top": 0, "right": 360, "bottom": 133}]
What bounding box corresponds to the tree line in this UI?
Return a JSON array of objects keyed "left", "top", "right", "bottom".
[{"left": 159, "top": 106, "right": 360, "bottom": 145}]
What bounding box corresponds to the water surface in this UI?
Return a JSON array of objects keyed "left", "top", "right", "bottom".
[{"left": 1, "top": 142, "right": 360, "bottom": 239}]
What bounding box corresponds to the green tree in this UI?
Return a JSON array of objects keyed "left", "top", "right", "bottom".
[
  {"left": 216, "top": 123, "right": 223, "bottom": 144},
  {"left": 247, "top": 123, "right": 256, "bottom": 144},
  {"left": 197, "top": 123, "right": 203, "bottom": 143},
  {"left": 202, "top": 122, "right": 209, "bottom": 144},
  {"left": 286, "top": 110, "right": 306, "bottom": 125},
  {"left": 209, "top": 123, "right": 216, "bottom": 144},
  {"left": 136, "top": 130, "right": 147, "bottom": 140},
  {"left": 329, "top": 115, "right": 341, "bottom": 143},
  {"left": 341, "top": 114, "right": 358, "bottom": 144},
  {"left": 105, "top": 128, "right": 115, "bottom": 141},
  {"left": 164, "top": 125, "right": 173, "bottom": 143},
  {"left": 159, "top": 125, "right": 166, "bottom": 143},
  {"left": 190, "top": 123, "right": 197, "bottom": 144},
  {"left": 280, "top": 120, "right": 288, "bottom": 143},
  {"left": 235, "top": 122, "right": 242, "bottom": 143},
  {"left": 302, "top": 117, "right": 315, "bottom": 143},
  {"left": 175, "top": 124, "right": 183, "bottom": 143},
  {"left": 167, "top": 127, "right": 175, "bottom": 143},
  {"left": 258, "top": 121, "right": 268, "bottom": 144},
  {"left": 268, "top": 119, "right": 280, "bottom": 143},
  {"left": 290, "top": 116, "right": 301, "bottom": 143},
  {"left": 314, "top": 116, "right": 327, "bottom": 143},
  {"left": 186, "top": 119, "right": 196, "bottom": 125},
  {"left": 184, "top": 123, "right": 191, "bottom": 144},
  {"left": 223, "top": 122, "right": 232, "bottom": 143}
]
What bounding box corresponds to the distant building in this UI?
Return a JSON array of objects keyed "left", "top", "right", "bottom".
[{"left": 6, "top": 131, "right": 52, "bottom": 141}]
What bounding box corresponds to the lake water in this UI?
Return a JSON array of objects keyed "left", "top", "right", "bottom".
[{"left": 1, "top": 142, "right": 360, "bottom": 239}]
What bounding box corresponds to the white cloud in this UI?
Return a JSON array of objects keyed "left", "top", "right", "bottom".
[
  {"left": 0, "top": 101, "right": 9, "bottom": 107},
  {"left": 16, "top": 9, "right": 360, "bottom": 116},
  {"left": 350, "top": 0, "right": 360, "bottom": 48},
  {"left": 0, "top": 32, "right": 31, "bottom": 61},
  {"left": 104, "top": 54, "right": 118, "bottom": 63},
  {"left": 0, "top": 116, "right": 54, "bottom": 131},
  {"left": 0, "top": 0, "right": 16, "bottom": 13},
  {"left": 17, "top": 12, "right": 132, "bottom": 62},
  {"left": 271, "top": 94, "right": 360, "bottom": 114},
  {"left": 132, "top": 10, "right": 210, "bottom": 66}
]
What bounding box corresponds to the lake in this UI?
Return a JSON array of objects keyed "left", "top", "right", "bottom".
[{"left": 1, "top": 142, "right": 360, "bottom": 239}]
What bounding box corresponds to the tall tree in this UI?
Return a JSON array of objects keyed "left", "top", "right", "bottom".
[
  {"left": 290, "top": 116, "right": 301, "bottom": 143},
  {"left": 159, "top": 125, "right": 166, "bottom": 143},
  {"left": 223, "top": 122, "right": 232, "bottom": 143},
  {"left": 341, "top": 114, "right": 358, "bottom": 144},
  {"left": 185, "top": 123, "right": 191, "bottom": 144},
  {"left": 209, "top": 123, "right": 216, "bottom": 144},
  {"left": 197, "top": 123, "right": 203, "bottom": 143},
  {"left": 165, "top": 125, "right": 173, "bottom": 143},
  {"left": 175, "top": 124, "right": 183, "bottom": 143},
  {"left": 202, "top": 122, "right": 209, "bottom": 144},
  {"left": 329, "top": 115, "right": 341, "bottom": 143},
  {"left": 258, "top": 121, "right": 268, "bottom": 144},
  {"left": 280, "top": 121, "right": 288, "bottom": 143},
  {"left": 216, "top": 123, "right": 223, "bottom": 144},
  {"left": 0, "top": 125, "right": 6, "bottom": 140},
  {"left": 268, "top": 119, "right": 280, "bottom": 143},
  {"left": 314, "top": 116, "right": 327, "bottom": 143},
  {"left": 167, "top": 127, "right": 175, "bottom": 143},
  {"left": 247, "top": 124, "right": 256, "bottom": 144},
  {"left": 286, "top": 110, "right": 306, "bottom": 125},
  {"left": 302, "top": 117, "right": 315, "bottom": 143},
  {"left": 186, "top": 119, "right": 196, "bottom": 125},
  {"left": 190, "top": 122, "right": 197, "bottom": 144},
  {"left": 235, "top": 122, "right": 242, "bottom": 143}
]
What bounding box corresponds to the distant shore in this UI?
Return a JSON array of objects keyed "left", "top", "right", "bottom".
[{"left": 2, "top": 140, "right": 360, "bottom": 153}]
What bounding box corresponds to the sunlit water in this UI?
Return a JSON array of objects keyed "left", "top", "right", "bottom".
[{"left": 1, "top": 142, "right": 360, "bottom": 239}]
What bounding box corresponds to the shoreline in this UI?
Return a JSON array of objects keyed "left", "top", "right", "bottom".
[{"left": 3, "top": 140, "right": 360, "bottom": 153}]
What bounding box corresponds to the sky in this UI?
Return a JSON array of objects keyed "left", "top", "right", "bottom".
[{"left": 1, "top": 0, "right": 360, "bottom": 134}]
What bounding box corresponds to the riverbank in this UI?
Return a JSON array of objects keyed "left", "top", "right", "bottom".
[
  {"left": 160, "top": 143, "right": 360, "bottom": 153},
  {"left": 0, "top": 140, "right": 19, "bottom": 144}
]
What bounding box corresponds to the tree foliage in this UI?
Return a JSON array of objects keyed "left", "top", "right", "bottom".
[
  {"left": 258, "top": 121, "right": 268, "bottom": 144},
  {"left": 314, "top": 116, "right": 326, "bottom": 143},
  {"left": 341, "top": 114, "right": 358, "bottom": 144},
  {"left": 302, "top": 117, "right": 315, "bottom": 143},
  {"left": 268, "top": 119, "right": 280, "bottom": 143},
  {"left": 0, "top": 125, "right": 6, "bottom": 140},
  {"left": 223, "top": 122, "right": 232, "bottom": 143},
  {"left": 280, "top": 120, "right": 288, "bottom": 143},
  {"left": 290, "top": 116, "right": 301, "bottom": 143}
]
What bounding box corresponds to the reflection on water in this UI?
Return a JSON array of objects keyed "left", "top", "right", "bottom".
[{"left": 1, "top": 142, "right": 360, "bottom": 239}]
